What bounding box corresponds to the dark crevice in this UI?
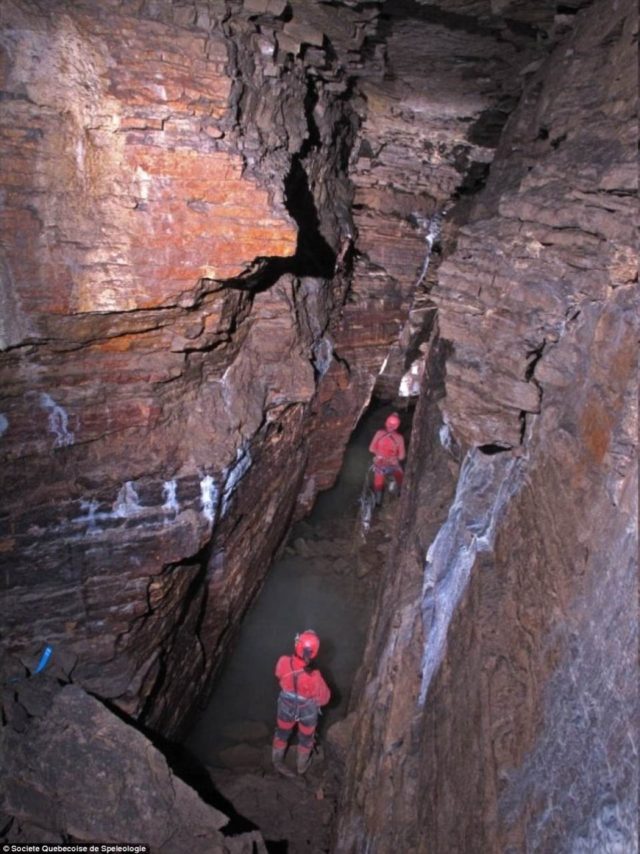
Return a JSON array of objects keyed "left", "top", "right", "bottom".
[
  {"left": 0, "top": 90, "right": 35, "bottom": 103},
  {"left": 380, "top": 0, "right": 542, "bottom": 41},
  {"left": 403, "top": 306, "right": 437, "bottom": 371},
  {"left": 137, "top": 562, "right": 210, "bottom": 728},
  {"left": 467, "top": 98, "right": 518, "bottom": 148},
  {"left": 518, "top": 410, "right": 528, "bottom": 444},
  {"left": 595, "top": 188, "right": 636, "bottom": 198},
  {"left": 332, "top": 346, "right": 352, "bottom": 375},
  {"left": 525, "top": 341, "right": 546, "bottom": 381},
  {"left": 164, "top": 743, "right": 263, "bottom": 837},
  {"left": 319, "top": 0, "right": 380, "bottom": 11},
  {"left": 300, "top": 79, "right": 321, "bottom": 156},
  {"left": 245, "top": 2, "right": 291, "bottom": 22},
  {"left": 284, "top": 155, "right": 336, "bottom": 276},
  {"left": 599, "top": 18, "right": 625, "bottom": 46},
  {"left": 357, "top": 138, "right": 375, "bottom": 160},
  {"left": 478, "top": 443, "right": 512, "bottom": 455},
  {"left": 453, "top": 161, "right": 491, "bottom": 198},
  {"left": 199, "top": 155, "right": 338, "bottom": 291},
  {"left": 213, "top": 73, "right": 339, "bottom": 292}
]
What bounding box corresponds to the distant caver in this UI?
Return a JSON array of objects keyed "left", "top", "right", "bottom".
[{"left": 368, "top": 412, "right": 406, "bottom": 505}]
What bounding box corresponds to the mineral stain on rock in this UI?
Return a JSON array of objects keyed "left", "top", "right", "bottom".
[{"left": 0, "top": 0, "right": 637, "bottom": 850}]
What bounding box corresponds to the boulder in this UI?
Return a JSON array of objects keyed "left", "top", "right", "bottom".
[{"left": 2, "top": 684, "right": 265, "bottom": 852}]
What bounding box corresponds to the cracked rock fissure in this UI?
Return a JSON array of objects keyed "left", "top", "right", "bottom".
[{"left": 1, "top": 0, "right": 637, "bottom": 850}]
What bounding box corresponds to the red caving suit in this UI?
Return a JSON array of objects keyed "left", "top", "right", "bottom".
[
  {"left": 368, "top": 428, "right": 406, "bottom": 492},
  {"left": 273, "top": 654, "right": 331, "bottom": 756}
]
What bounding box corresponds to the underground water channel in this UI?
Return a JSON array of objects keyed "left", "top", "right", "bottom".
[{"left": 183, "top": 400, "right": 409, "bottom": 787}]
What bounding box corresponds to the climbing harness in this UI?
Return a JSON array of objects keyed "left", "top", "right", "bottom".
[
  {"left": 289, "top": 656, "right": 305, "bottom": 722},
  {"left": 274, "top": 659, "right": 320, "bottom": 755},
  {"left": 371, "top": 430, "right": 403, "bottom": 473}
]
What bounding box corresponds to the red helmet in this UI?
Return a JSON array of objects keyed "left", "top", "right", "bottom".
[
  {"left": 295, "top": 629, "right": 320, "bottom": 662},
  {"left": 385, "top": 412, "right": 400, "bottom": 431}
]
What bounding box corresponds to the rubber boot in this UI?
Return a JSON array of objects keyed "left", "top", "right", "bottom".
[
  {"left": 272, "top": 746, "right": 296, "bottom": 778},
  {"left": 374, "top": 489, "right": 383, "bottom": 507},
  {"left": 297, "top": 748, "right": 312, "bottom": 775}
]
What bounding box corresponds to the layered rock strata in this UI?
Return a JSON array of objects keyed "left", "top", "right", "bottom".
[
  {"left": 336, "top": 0, "right": 637, "bottom": 850},
  {"left": 347, "top": 0, "right": 549, "bottom": 405},
  {"left": 0, "top": 0, "right": 389, "bottom": 734},
  {"left": 3, "top": 0, "right": 550, "bottom": 738},
  {"left": 2, "top": 0, "right": 637, "bottom": 846}
]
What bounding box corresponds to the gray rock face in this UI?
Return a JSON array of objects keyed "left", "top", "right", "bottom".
[
  {"left": 348, "top": 0, "right": 547, "bottom": 403},
  {"left": 431, "top": 0, "right": 637, "bottom": 450},
  {"left": 335, "top": 0, "right": 638, "bottom": 850},
  {"left": 1, "top": 683, "right": 266, "bottom": 852}
]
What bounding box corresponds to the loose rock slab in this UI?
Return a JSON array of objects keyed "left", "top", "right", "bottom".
[{"left": 2, "top": 684, "right": 265, "bottom": 852}]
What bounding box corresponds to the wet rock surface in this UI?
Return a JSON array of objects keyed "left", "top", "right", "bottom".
[
  {"left": 209, "top": 763, "right": 336, "bottom": 854},
  {"left": 432, "top": 0, "right": 637, "bottom": 450},
  {"left": 0, "top": 0, "right": 636, "bottom": 849},
  {"left": 347, "top": 0, "right": 548, "bottom": 403},
  {"left": 0, "top": 3, "right": 296, "bottom": 321},
  {"left": 190, "top": 506, "right": 390, "bottom": 854},
  {"left": 0, "top": 0, "right": 553, "bottom": 742}
]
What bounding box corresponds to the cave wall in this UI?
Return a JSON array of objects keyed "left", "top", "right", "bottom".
[
  {"left": 1, "top": 0, "right": 637, "bottom": 845},
  {"left": 346, "top": 0, "right": 548, "bottom": 404},
  {"left": 0, "top": 0, "right": 399, "bottom": 735},
  {"left": 336, "top": 0, "right": 637, "bottom": 850}
]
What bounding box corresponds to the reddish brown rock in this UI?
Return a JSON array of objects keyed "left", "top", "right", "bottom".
[
  {"left": 1, "top": 0, "right": 636, "bottom": 847},
  {"left": 431, "top": 1, "right": 637, "bottom": 449},
  {"left": 317, "top": 0, "right": 548, "bottom": 447},
  {"left": 0, "top": 0, "right": 387, "bottom": 741},
  {"left": 336, "top": 1, "right": 637, "bottom": 850},
  {"left": 0, "top": 3, "right": 295, "bottom": 326}
]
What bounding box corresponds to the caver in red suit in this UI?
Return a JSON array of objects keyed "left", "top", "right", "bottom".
[
  {"left": 272, "top": 629, "right": 331, "bottom": 776},
  {"left": 368, "top": 412, "right": 406, "bottom": 498}
]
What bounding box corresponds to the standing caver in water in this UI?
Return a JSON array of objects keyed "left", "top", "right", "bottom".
[
  {"left": 368, "top": 412, "right": 406, "bottom": 505},
  {"left": 272, "top": 630, "right": 331, "bottom": 776}
]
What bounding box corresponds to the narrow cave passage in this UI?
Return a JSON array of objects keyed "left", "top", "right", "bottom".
[
  {"left": 1, "top": 0, "right": 636, "bottom": 848},
  {"left": 183, "top": 400, "right": 412, "bottom": 851}
]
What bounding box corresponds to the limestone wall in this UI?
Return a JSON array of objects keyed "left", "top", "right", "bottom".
[{"left": 336, "top": 0, "right": 638, "bottom": 849}]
